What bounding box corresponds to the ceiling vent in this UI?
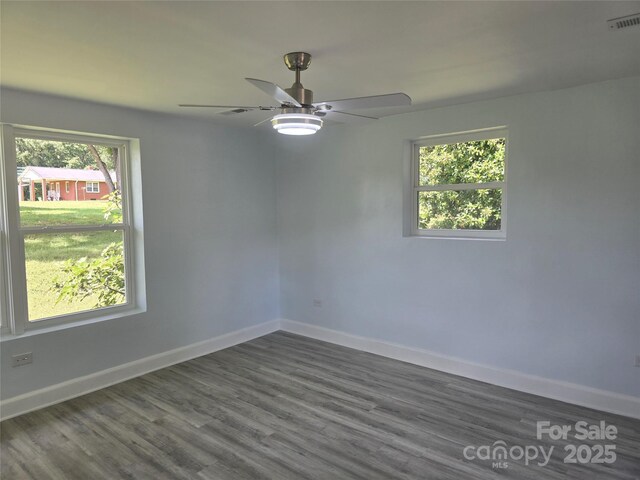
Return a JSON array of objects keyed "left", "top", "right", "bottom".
[{"left": 607, "top": 13, "right": 640, "bottom": 30}]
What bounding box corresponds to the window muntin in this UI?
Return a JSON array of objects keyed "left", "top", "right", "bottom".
[
  {"left": 2, "top": 126, "right": 136, "bottom": 332},
  {"left": 412, "top": 128, "right": 507, "bottom": 239}
]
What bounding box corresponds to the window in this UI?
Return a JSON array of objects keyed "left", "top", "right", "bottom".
[
  {"left": 86, "top": 181, "right": 100, "bottom": 193},
  {"left": 65, "top": 181, "right": 69, "bottom": 193},
  {"left": 1, "top": 125, "right": 144, "bottom": 334},
  {"left": 410, "top": 127, "right": 507, "bottom": 239}
]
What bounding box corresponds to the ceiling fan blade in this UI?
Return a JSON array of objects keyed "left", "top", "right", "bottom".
[
  {"left": 220, "top": 108, "right": 253, "bottom": 115},
  {"left": 178, "top": 104, "right": 261, "bottom": 109},
  {"left": 253, "top": 116, "right": 273, "bottom": 127},
  {"left": 178, "top": 104, "right": 278, "bottom": 116},
  {"left": 314, "top": 93, "right": 411, "bottom": 111},
  {"left": 245, "top": 78, "right": 302, "bottom": 107},
  {"left": 323, "top": 110, "right": 379, "bottom": 124}
]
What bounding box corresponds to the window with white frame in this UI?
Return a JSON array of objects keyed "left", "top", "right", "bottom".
[
  {"left": 1, "top": 125, "right": 141, "bottom": 333},
  {"left": 411, "top": 128, "right": 507, "bottom": 239},
  {"left": 86, "top": 181, "right": 100, "bottom": 193}
]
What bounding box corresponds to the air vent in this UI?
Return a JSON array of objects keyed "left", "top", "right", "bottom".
[{"left": 607, "top": 13, "right": 640, "bottom": 30}]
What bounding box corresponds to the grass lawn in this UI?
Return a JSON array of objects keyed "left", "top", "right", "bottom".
[
  {"left": 21, "top": 201, "right": 124, "bottom": 321},
  {"left": 20, "top": 200, "right": 113, "bottom": 226}
]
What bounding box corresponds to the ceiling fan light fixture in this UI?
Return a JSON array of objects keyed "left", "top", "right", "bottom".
[{"left": 271, "top": 113, "right": 323, "bottom": 135}]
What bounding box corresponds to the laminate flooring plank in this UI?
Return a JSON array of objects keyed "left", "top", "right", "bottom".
[{"left": 65, "top": 394, "right": 201, "bottom": 480}]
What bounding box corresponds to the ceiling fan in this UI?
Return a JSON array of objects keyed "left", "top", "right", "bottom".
[{"left": 179, "top": 52, "right": 411, "bottom": 135}]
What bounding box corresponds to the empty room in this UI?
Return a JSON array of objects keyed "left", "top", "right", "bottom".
[{"left": 1, "top": 1, "right": 639, "bottom": 479}]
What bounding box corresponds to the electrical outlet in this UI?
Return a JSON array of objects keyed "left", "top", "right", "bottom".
[
  {"left": 636, "top": 355, "right": 640, "bottom": 367},
  {"left": 313, "top": 299, "right": 322, "bottom": 308},
  {"left": 12, "top": 352, "right": 32, "bottom": 367}
]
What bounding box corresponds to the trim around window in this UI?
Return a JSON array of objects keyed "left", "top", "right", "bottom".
[
  {"left": 407, "top": 127, "right": 508, "bottom": 240},
  {"left": 0, "top": 124, "right": 146, "bottom": 336},
  {"left": 0, "top": 138, "right": 9, "bottom": 334}
]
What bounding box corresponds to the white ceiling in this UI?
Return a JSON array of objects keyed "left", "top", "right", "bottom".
[{"left": 2, "top": 1, "right": 640, "bottom": 127}]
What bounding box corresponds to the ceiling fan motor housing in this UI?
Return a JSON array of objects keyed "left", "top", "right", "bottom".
[{"left": 285, "top": 84, "right": 314, "bottom": 106}]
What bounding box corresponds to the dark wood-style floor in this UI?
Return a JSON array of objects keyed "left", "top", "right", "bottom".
[{"left": 1, "top": 331, "right": 639, "bottom": 479}]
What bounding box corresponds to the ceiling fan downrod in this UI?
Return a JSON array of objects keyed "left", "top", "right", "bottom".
[{"left": 283, "top": 52, "right": 314, "bottom": 107}]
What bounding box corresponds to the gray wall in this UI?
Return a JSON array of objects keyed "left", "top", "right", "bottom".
[
  {"left": 276, "top": 77, "right": 640, "bottom": 397},
  {"left": 0, "top": 89, "right": 279, "bottom": 399},
  {"left": 2, "top": 77, "right": 638, "bottom": 402}
]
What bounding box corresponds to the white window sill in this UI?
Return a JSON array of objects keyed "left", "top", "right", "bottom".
[
  {"left": 0, "top": 306, "right": 146, "bottom": 342},
  {"left": 409, "top": 231, "right": 507, "bottom": 241}
]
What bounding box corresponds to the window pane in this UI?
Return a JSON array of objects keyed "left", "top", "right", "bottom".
[
  {"left": 16, "top": 138, "right": 122, "bottom": 225},
  {"left": 418, "top": 189, "right": 502, "bottom": 230},
  {"left": 419, "top": 138, "right": 505, "bottom": 186},
  {"left": 24, "top": 230, "right": 126, "bottom": 321}
]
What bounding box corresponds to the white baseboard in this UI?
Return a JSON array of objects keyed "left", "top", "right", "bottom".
[
  {"left": 280, "top": 319, "right": 640, "bottom": 420},
  {"left": 4, "top": 319, "right": 638, "bottom": 421},
  {"left": 0, "top": 320, "right": 280, "bottom": 421}
]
